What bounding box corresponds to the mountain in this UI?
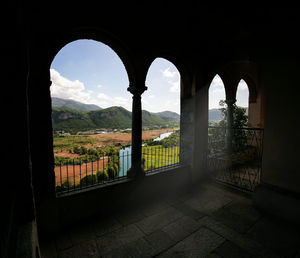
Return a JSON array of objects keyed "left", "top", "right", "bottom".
[
  {"left": 89, "top": 106, "right": 132, "bottom": 129},
  {"left": 142, "top": 110, "right": 166, "bottom": 126},
  {"left": 209, "top": 107, "right": 249, "bottom": 122},
  {"left": 52, "top": 107, "right": 95, "bottom": 130},
  {"left": 152, "top": 111, "right": 180, "bottom": 123},
  {"left": 51, "top": 98, "right": 181, "bottom": 132},
  {"left": 52, "top": 97, "right": 102, "bottom": 111},
  {"left": 209, "top": 109, "right": 223, "bottom": 121},
  {"left": 52, "top": 106, "right": 179, "bottom": 132}
]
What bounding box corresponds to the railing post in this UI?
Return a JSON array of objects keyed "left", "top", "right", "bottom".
[
  {"left": 127, "top": 84, "right": 147, "bottom": 178},
  {"left": 225, "top": 99, "right": 236, "bottom": 154}
]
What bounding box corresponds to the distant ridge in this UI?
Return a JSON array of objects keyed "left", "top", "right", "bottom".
[
  {"left": 51, "top": 99, "right": 180, "bottom": 132},
  {"left": 52, "top": 97, "right": 102, "bottom": 111},
  {"left": 209, "top": 107, "right": 248, "bottom": 121}
]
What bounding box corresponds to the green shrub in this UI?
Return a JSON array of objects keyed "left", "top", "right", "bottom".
[
  {"left": 97, "top": 170, "right": 109, "bottom": 181},
  {"left": 80, "top": 174, "right": 97, "bottom": 186},
  {"left": 55, "top": 180, "right": 70, "bottom": 192}
]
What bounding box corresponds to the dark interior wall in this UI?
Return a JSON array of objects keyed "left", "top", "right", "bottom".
[
  {"left": 260, "top": 57, "right": 300, "bottom": 194},
  {"left": 2, "top": 4, "right": 38, "bottom": 256}
]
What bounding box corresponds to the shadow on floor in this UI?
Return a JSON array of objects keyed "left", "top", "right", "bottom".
[{"left": 40, "top": 182, "right": 300, "bottom": 257}]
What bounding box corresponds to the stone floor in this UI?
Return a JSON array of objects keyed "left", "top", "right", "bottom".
[{"left": 40, "top": 182, "right": 300, "bottom": 257}]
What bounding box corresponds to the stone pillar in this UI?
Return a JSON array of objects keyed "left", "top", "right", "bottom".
[
  {"left": 225, "top": 99, "right": 236, "bottom": 153},
  {"left": 127, "top": 84, "right": 147, "bottom": 178}
]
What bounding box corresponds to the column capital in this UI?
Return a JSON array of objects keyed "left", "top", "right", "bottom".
[
  {"left": 127, "top": 85, "right": 147, "bottom": 96},
  {"left": 225, "top": 99, "right": 236, "bottom": 105}
]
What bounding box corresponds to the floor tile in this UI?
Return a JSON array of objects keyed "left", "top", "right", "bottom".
[
  {"left": 135, "top": 207, "right": 183, "bottom": 235},
  {"left": 158, "top": 227, "right": 225, "bottom": 258}
]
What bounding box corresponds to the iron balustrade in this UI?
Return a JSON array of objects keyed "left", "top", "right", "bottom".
[
  {"left": 208, "top": 126, "right": 264, "bottom": 192},
  {"left": 142, "top": 145, "right": 180, "bottom": 173},
  {"left": 54, "top": 151, "right": 130, "bottom": 195},
  {"left": 54, "top": 145, "right": 180, "bottom": 195}
]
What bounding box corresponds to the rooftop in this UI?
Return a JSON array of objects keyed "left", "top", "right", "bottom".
[{"left": 40, "top": 182, "right": 300, "bottom": 257}]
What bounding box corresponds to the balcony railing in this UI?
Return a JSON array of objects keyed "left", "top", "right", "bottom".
[
  {"left": 143, "top": 145, "right": 180, "bottom": 173},
  {"left": 54, "top": 152, "right": 130, "bottom": 195},
  {"left": 55, "top": 145, "right": 180, "bottom": 195},
  {"left": 208, "top": 126, "right": 264, "bottom": 192}
]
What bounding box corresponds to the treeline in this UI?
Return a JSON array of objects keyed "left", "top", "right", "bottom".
[
  {"left": 55, "top": 150, "right": 120, "bottom": 192},
  {"left": 54, "top": 145, "right": 120, "bottom": 166},
  {"left": 56, "top": 158, "right": 120, "bottom": 192},
  {"left": 143, "top": 130, "right": 180, "bottom": 148}
]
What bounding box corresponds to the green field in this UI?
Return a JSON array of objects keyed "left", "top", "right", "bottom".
[
  {"left": 142, "top": 145, "right": 180, "bottom": 171},
  {"left": 53, "top": 135, "right": 97, "bottom": 151}
]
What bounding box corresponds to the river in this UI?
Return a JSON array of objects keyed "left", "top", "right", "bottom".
[{"left": 118, "top": 131, "right": 174, "bottom": 176}]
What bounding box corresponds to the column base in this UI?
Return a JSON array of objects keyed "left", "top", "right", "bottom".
[
  {"left": 253, "top": 183, "right": 300, "bottom": 225},
  {"left": 127, "top": 166, "right": 145, "bottom": 179}
]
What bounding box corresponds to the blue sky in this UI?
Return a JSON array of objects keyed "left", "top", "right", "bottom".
[{"left": 50, "top": 39, "right": 249, "bottom": 114}]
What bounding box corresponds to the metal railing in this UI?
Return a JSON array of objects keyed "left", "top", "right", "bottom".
[
  {"left": 55, "top": 145, "right": 180, "bottom": 195},
  {"left": 142, "top": 145, "right": 180, "bottom": 173},
  {"left": 208, "top": 126, "right": 264, "bottom": 192},
  {"left": 55, "top": 151, "right": 131, "bottom": 195}
]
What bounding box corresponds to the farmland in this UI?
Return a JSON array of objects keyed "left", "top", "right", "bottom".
[{"left": 53, "top": 128, "right": 176, "bottom": 160}]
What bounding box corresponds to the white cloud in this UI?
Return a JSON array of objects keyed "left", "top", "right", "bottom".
[
  {"left": 97, "top": 84, "right": 103, "bottom": 88},
  {"left": 97, "top": 93, "right": 110, "bottom": 100},
  {"left": 160, "top": 68, "right": 180, "bottom": 93},
  {"left": 113, "top": 96, "right": 129, "bottom": 106},
  {"left": 210, "top": 75, "right": 225, "bottom": 90},
  {"left": 212, "top": 87, "right": 224, "bottom": 94},
  {"left": 50, "top": 69, "right": 91, "bottom": 103},
  {"left": 50, "top": 68, "right": 131, "bottom": 110},
  {"left": 97, "top": 93, "right": 131, "bottom": 110},
  {"left": 237, "top": 79, "right": 248, "bottom": 90},
  {"left": 209, "top": 75, "right": 226, "bottom": 109},
  {"left": 162, "top": 67, "right": 176, "bottom": 78},
  {"left": 169, "top": 79, "right": 180, "bottom": 93}
]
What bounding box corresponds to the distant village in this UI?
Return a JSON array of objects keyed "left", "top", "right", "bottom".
[
  {"left": 54, "top": 125, "right": 172, "bottom": 136},
  {"left": 54, "top": 128, "right": 132, "bottom": 136}
]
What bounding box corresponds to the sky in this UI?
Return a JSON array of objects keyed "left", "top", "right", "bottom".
[{"left": 50, "top": 39, "right": 249, "bottom": 114}]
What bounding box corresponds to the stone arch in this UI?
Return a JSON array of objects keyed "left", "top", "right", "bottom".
[
  {"left": 146, "top": 54, "right": 192, "bottom": 98},
  {"left": 214, "top": 61, "right": 259, "bottom": 103},
  {"left": 27, "top": 27, "right": 137, "bottom": 197},
  {"left": 144, "top": 57, "right": 181, "bottom": 114},
  {"left": 236, "top": 79, "right": 249, "bottom": 108},
  {"left": 47, "top": 28, "right": 135, "bottom": 88},
  {"left": 240, "top": 74, "right": 258, "bottom": 104},
  {"left": 208, "top": 74, "right": 226, "bottom": 111}
]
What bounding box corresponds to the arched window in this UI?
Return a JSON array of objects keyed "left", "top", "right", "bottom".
[
  {"left": 50, "top": 39, "right": 131, "bottom": 194},
  {"left": 208, "top": 74, "right": 226, "bottom": 124},
  {"left": 236, "top": 79, "right": 249, "bottom": 118},
  {"left": 142, "top": 58, "right": 181, "bottom": 172}
]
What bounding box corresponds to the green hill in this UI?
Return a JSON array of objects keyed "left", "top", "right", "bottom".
[
  {"left": 152, "top": 111, "right": 180, "bottom": 123},
  {"left": 52, "top": 107, "right": 95, "bottom": 131},
  {"left": 89, "top": 106, "right": 132, "bottom": 129},
  {"left": 142, "top": 110, "right": 166, "bottom": 126},
  {"left": 52, "top": 106, "right": 179, "bottom": 132}
]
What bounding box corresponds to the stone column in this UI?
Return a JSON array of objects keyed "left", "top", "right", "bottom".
[
  {"left": 127, "top": 84, "right": 147, "bottom": 178},
  {"left": 225, "top": 99, "right": 236, "bottom": 153}
]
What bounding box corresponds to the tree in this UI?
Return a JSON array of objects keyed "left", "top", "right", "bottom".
[
  {"left": 208, "top": 100, "right": 248, "bottom": 154},
  {"left": 219, "top": 100, "right": 248, "bottom": 151},
  {"left": 218, "top": 100, "right": 248, "bottom": 128}
]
